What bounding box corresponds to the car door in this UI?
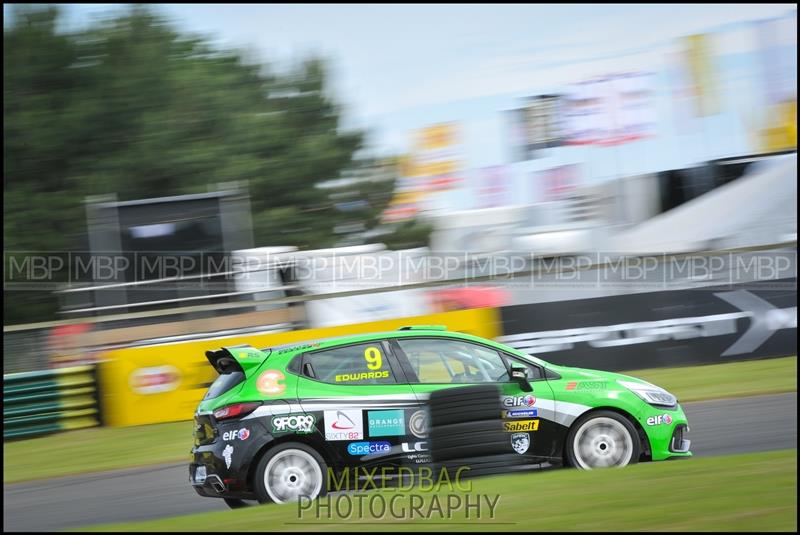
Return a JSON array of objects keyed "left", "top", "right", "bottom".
[
  {"left": 294, "top": 340, "right": 423, "bottom": 476},
  {"left": 390, "top": 336, "right": 557, "bottom": 463}
]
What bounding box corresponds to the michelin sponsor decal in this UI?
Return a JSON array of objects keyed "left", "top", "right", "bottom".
[{"left": 502, "top": 409, "right": 538, "bottom": 418}]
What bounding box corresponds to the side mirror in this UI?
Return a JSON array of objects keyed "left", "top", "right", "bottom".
[{"left": 510, "top": 365, "right": 533, "bottom": 392}]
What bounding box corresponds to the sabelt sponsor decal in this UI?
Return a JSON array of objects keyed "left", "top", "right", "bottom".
[
  {"left": 503, "top": 419, "right": 539, "bottom": 432},
  {"left": 129, "top": 366, "right": 181, "bottom": 394},
  {"left": 324, "top": 409, "right": 364, "bottom": 440}
]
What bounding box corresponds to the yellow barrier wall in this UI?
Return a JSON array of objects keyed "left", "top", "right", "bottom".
[{"left": 99, "top": 308, "right": 500, "bottom": 426}]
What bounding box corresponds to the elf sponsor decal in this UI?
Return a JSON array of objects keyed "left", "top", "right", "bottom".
[
  {"left": 367, "top": 410, "right": 405, "bottom": 437},
  {"left": 347, "top": 441, "right": 392, "bottom": 456},
  {"left": 502, "top": 409, "right": 538, "bottom": 418},
  {"left": 222, "top": 444, "right": 233, "bottom": 469},
  {"left": 256, "top": 369, "right": 286, "bottom": 396},
  {"left": 324, "top": 409, "right": 364, "bottom": 440},
  {"left": 271, "top": 413, "right": 316, "bottom": 434},
  {"left": 565, "top": 381, "right": 608, "bottom": 391},
  {"left": 129, "top": 365, "right": 181, "bottom": 394},
  {"left": 502, "top": 394, "right": 536, "bottom": 408},
  {"left": 646, "top": 414, "right": 673, "bottom": 426},
  {"left": 511, "top": 432, "right": 530, "bottom": 454},
  {"left": 222, "top": 428, "right": 250, "bottom": 441},
  {"left": 408, "top": 409, "right": 429, "bottom": 438},
  {"left": 503, "top": 419, "right": 539, "bottom": 432}
]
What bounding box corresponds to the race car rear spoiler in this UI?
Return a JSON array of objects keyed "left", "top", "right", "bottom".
[{"left": 205, "top": 345, "right": 271, "bottom": 376}]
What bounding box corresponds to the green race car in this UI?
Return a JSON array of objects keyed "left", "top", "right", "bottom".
[{"left": 190, "top": 325, "right": 691, "bottom": 507}]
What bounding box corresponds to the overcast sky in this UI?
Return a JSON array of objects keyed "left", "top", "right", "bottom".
[{"left": 8, "top": 3, "right": 795, "bottom": 158}]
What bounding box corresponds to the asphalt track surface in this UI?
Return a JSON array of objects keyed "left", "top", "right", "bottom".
[{"left": 4, "top": 392, "right": 797, "bottom": 532}]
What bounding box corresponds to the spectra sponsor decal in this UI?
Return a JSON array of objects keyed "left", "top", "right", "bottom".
[
  {"left": 271, "top": 414, "right": 315, "bottom": 434},
  {"left": 222, "top": 444, "right": 233, "bottom": 469},
  {"left": 324, "top": 409, "right": 364, "bottom": 440},
  {"left": 256, "top": 369, "right": 286, "bottom": 396},
  {"left": 408, "top": 409, "right": 429, "bottom": 438},
  {"left": 367, "top": 410, "right": 405, "bottom": 437},
  {"left": 129, "top": 366, "right": 180, "bottom": 394},
  {"left": 502, "top": 394, "right": 536, "bottom": 408},
  {"left": 347, "top": 441, "right": 391, "bottom": 456},
  {"left": 222, "top": 428, "right": 250, "bottom": 441},
  {"left": 502, "top": 409, "right": 538, "bottom": 418},
  {"left": 646, "top": 414, "right": 674, "bottom": 426},
  {"left": 335, "top": 370, "right": 390, "bottom": 382},
  {"left": 503, "top": 419, "right": 539, "bottom": 432},
  {"left": 511, "top": 432, "right": 530, "bottom": 454}
]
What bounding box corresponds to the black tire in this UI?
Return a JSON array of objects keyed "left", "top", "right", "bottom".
[
  {"left": 253, "top": 442, "right": 328, "bottom": 504},
  {"left": 429, "top": 384, "right": 502, "bottom": 406},
  {"left": 223, "top": 498, "right": 251, "bottom": 509},
  {"left": 429, "top": 401, "right": 502, "bottom": 427},
  {"left": 564, "top": 410, "right": 641, "bottom": 470}
]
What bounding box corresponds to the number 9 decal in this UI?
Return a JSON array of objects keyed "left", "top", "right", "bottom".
[{"left": 364, "top": 347, "right": 382, "bottom": 370}]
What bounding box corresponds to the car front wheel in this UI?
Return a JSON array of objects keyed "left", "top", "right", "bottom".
[
  {"left": 254, "top": 443, "right": 328, "bottom": 504},
  {"left": 566, "top": 410, "right": 641, "bottom": 469}
]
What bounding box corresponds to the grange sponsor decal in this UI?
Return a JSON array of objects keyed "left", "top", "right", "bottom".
[
  {"left": 503, "top": 419, "right": 539, "bottom": 432},
  {"left": 324, "top": 409, "right": 364, "bottom": 440},
  {"left": 129, "top": 365, "right": 181, "bottom": 394},
  {"left": 367, "top": 410, "right": 405, "bottom": 437},
  {"left": 272, "top": 413, "right": 316, "bottom": 434}
]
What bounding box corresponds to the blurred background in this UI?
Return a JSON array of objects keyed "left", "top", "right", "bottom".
[{"left": 2, "top": 3, "right": 797, "bottom": 531}]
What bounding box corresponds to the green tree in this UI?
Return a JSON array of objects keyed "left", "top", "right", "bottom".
[{"left": 4, "top": 5, "right": 368, "bottom": 323}]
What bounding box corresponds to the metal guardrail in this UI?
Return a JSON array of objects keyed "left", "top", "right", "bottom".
[{"left": 3, "top": 365, "right": 101, "bottom": 439}]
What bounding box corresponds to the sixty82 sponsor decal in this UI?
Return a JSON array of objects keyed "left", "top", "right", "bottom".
[
  {"left": 324, "top": 409, "right": 364, "bottom": 440},
  {"left": 272, "top": 414, "right": 316, "bottom": 434},
  {"left": 646, "top": 414, "right": 673, "bottom": 426}
]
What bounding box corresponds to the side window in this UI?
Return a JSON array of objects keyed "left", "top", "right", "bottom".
[
  {"left": 397, "top": 338, "right": 509, "bottom": 384},
  {"left": 303, "top": 343, "right": 397, "bottom": 385},
  {"left": 502, "top": 354, "right": 544, "bottom": 381}
]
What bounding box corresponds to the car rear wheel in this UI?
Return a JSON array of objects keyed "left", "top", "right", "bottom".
[
  {"left": 566, "top": 411, "right": 641, "bottom": 469},
  {"left": 254, "top": 443, "right": 327, "bottom": 504}
]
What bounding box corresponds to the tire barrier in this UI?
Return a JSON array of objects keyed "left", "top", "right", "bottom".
[
  {"left": 3, "top": 365, "right": 101, "bottom": 440},
  {"left": 428, "top": 384, "right": 528, "bottom": 479}
]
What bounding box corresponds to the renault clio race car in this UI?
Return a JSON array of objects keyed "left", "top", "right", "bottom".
[{"left": 190, "top": 326, "right": 691, "bottom": 507}]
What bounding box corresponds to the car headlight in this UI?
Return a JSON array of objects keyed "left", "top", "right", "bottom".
[{"left": 618, "top": 380, "right": 677, "bottom": 408}]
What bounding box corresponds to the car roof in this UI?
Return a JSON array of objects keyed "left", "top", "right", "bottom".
[{"left": 262, "top": 328, "right": 470, "bottom": 354}]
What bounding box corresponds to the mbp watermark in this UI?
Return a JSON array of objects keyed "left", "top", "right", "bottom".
[{"left": 296, "top": 466, "right": 502, "bottom": 522}]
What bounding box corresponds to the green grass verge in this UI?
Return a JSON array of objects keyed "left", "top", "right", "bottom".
[
  {"left": 628, "top": 355, "right": 797, "bottom": 402},
  {"left": 76, "top": 449, "right": 797, "bottom": 532},
  {"left": 4, "top": 356, "right": 796, "bottom": 485}
]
